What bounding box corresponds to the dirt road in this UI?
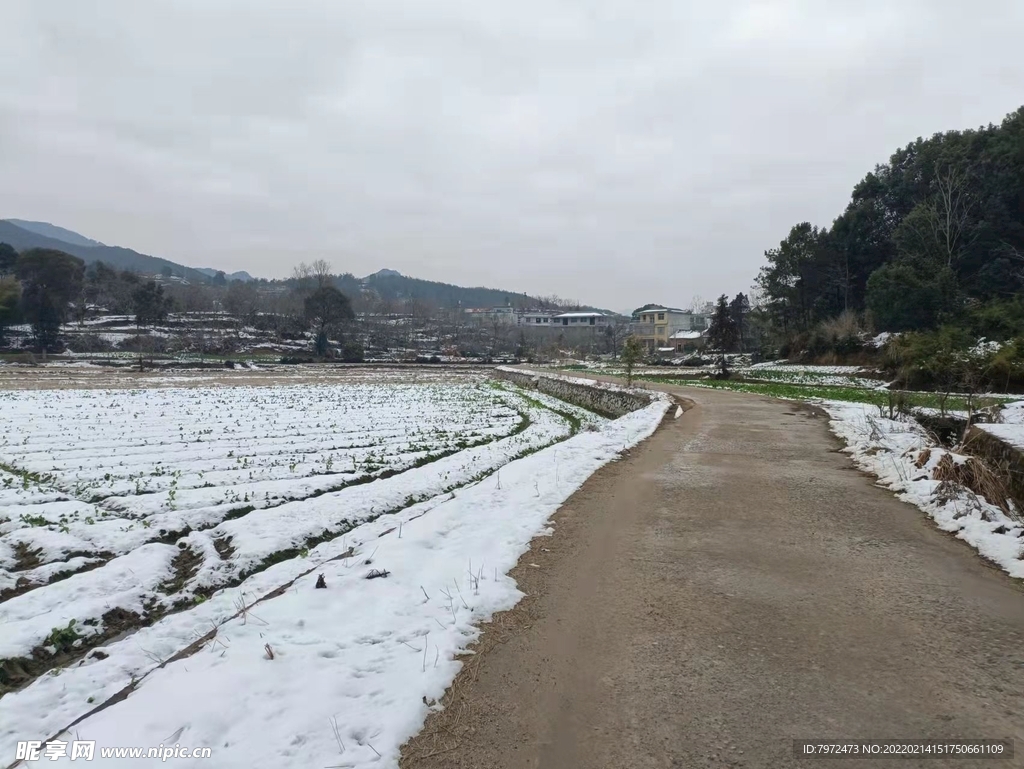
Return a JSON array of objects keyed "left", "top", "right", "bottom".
[{"left": 401, "top": 383, "right": 1024, "bottom": 768}]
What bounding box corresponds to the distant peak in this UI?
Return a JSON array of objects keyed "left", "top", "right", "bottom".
[
  {"left": 368, "top": 268, "right": 402, "bottom": 279},
  {"left": 4, "top": 219, "right": 105, "bottom": 248}
]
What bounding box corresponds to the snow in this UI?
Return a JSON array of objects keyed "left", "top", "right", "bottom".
[
  {"left": 749, "top": 362, "right": 866, "bottom": 374},
  {"left": 997, "top": 401, "right": 1024, "bottom": 424},
  {"left": 870, "top": 332, "right": 893, "bottom": 348},
  {"left": 0, "top": 380, "right": 579, "bottom": 660},
  {"left": 974, "top": 401, "right": 1024, "bottom": 450},
  {"left": 823, "top": 401, "right": 1024, "bottom": 580},
  {"left": 0, "top": 375, "right": 671, "bottom": 768},
  {"left": 978, "top": 423, "right": 1024, "bottom": 452}
]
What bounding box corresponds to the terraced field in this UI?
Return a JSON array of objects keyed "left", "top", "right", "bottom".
[
  {"left": 0, "top": 368, "right": 672, "bottom": 768},
  {"left": 0, "top": 375, "right": 597, "bottom": 689}
]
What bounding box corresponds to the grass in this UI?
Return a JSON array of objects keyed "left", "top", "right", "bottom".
[{"left": 633, "top": 375, "right": 1016, "bottom": 411}]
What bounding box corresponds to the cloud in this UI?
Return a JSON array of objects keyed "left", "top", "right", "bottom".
[{"left": 1, "top": 0, "right": 1022, "bottom": 309}]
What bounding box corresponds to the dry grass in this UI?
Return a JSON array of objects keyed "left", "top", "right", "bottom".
[
  {"left": 915, "top": 448, "right": 933, "bottom": 469},
  {"left": 932, "top": 452, "right": 1019, "bottom": 521}
]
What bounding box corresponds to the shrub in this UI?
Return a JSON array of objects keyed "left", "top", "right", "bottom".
[
  {"left": 341, "top": 342, "right": 364, "bottom": 363},
  {"left": 866, "top": 262, "right": 958, "bottom": 332},
  {"left": 66, "top": 333, "right": 114, "bottom": 353},
  {"left": 117, "top": 335, "right": 167, "bottom": 354},
  {"left": 785, "top": 311, "right": 866, "bottom": 361},
  {"left": 886, "top": 327, "right": 1024, "bottom": 395},
  {"left": 966, "top": 297, "right": 1024, "bottom": 341}
]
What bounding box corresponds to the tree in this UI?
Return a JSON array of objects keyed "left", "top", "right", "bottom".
[
  {"left": 293, "top": 260, "right": 333, "bottom": 293},
  {"left": 132, "top": 280, "right": 172, "bottom": 369},
  {"left": 224, "top": 281, "right": 260, "bottom": 325},
  {"left": 729, "top": 293, "right": 750, "bottom": 352},
  {"left": 0, "top": 276, "right": 21, "bottom": 346},
  {"left": 621, "top": 335, "right": 645, "bottom": 386},
  {"left": 0, "top": 242, "right": 16, "bottom": 277},
  {"left": 133, "top": 281, "right": 171, "bottom": 328},
  {"left": 754, "top": 106, "right": 1024, "bottom": 343},
  {"left": 304, "top": 285, "right": 354, "bottom": 357},
  {"left": 866, "top": 263, "right": 957, "bottom": 331},
  {"left": 212, "top": 271, "right": 227, "bottom": 287},
  {"left": 310, "top": 259, "right": 333, "bottom": 289},
  {"left": 15, "top": 249, "right": 86, "bottom": 356},
  {"left": 603, "top": 320, "right": 629, "bottom": 359},
  {"left": 707, "top": 295, "right": 739, "bottom": 352}
]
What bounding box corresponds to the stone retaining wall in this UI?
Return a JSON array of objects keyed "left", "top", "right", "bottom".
[{"left": 493, "top": 367, "right": 652, "bottom": 418}]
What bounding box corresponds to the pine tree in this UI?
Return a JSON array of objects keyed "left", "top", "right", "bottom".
[{"left": 707, "top": 295, "right": 738, "bottom": 352}]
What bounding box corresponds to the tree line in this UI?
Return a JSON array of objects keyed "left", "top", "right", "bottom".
[
  {"left": 0, "top": 248, "right": 619, "bottom": 362},
  {"left": 755, "top": 106, "right": 1024, "bottom": 344},
  {"left": 0, "top": 248, "right": 359, "bottom": 358}
]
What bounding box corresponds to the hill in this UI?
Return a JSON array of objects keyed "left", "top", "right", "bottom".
[
  {"left": 0, "top": 220, "right": 613, "bottom": 313},
  {"left": 356, "top": 271, "right": 614, "bottom": 314},
  {"left": 5, "top": 219, "right": 105, "bottom": 248},
  {"left": 0, "top": 220, "right": 210, "bottom": 283},
  {"left": 195, "top": 267, "right": 255, "bottom": 283}
]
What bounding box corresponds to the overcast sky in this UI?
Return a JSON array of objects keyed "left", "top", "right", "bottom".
[{"left": 1, "top": 1, "right": 1022, "bottom": 311}]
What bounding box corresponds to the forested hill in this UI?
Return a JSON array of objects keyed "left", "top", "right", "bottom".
[
  {"left": 757, "top": 106, "right": 1024, "bottom": 335},
  {"left": 0, "top": 219, "right": 605, "bottom": 312},
  {"left": 341, "top": 270, "right": 601, "bottom": 312},
  {"left": 0, "top": 220, "right": 211, "bottom": 284}
]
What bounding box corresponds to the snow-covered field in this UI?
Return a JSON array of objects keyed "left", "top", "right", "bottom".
[
  {"left": 0, "top": 370, "right": 670, "bottom": 767},
  {"left": 976, "top": 401, "right": 1024, "bottom": 451},
  {"left": 742, "top": 366, "right": 886, "bottom": 389},
  {"left": 558, "top": 360, "right": 889, "bottom": 389},
  {"left": 824, "top": 402, "right": 1024, "bottom": 580}
]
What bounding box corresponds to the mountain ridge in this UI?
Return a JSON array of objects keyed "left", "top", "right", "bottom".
[
  {"left": 0, "top": 219, "right": 611, "bottom": 312},
  {"left": 5, "top": 219, "right": 106, "bottom": 248},
  {"left": 0, "top": 220, "right": 211, "bottom": 284}
]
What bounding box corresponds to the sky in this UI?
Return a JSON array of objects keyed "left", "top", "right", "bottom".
[{"left": 1, "top": 1, "right": 1022, "bottom": 312}]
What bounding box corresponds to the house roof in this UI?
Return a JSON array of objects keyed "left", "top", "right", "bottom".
[
  {"left": 669, "top": 330, "right": 704, "bottom": 340},
  {"left": 640, "top": 307, "right": 688, "bottom": 314},
  {"left": 552, "top": 312, "right": 606, "bottom": 318}
]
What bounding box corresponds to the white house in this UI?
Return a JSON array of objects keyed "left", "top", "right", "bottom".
[
  {"left": 551, "top": 312, "right": 610, "bottom": 328},
  {"left": 517, "top": 312, "right": 556, "bottom": 327}
]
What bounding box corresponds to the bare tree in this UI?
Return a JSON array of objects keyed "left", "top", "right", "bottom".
[
  {"left": 292, "top": 260, "right": 333, "bottom": 293},
  {"left": 310, "top": 259, "right": 333, "bottom": 289},
  {"left": 933, "top": 163, "right": 975, "bottom": 267},
  {"left": 603, "top": 319, "right": 628, "bottom": 359},
  {"left": 901, "top": 162, "right": 977, "bottom": 268}
]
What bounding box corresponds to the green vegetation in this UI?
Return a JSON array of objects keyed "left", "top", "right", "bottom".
[
  {"left": 16, "top": 249, "right": 86, "bottom": 355},
  {"left": 754, "top": 106, "right": 1024, "bottom": 363},
  {"left": 620, "top": 335, "right": 645, "bottom": 385},
  {"left": 44, "top": 619, "right": 82, "bottom": 653},
  {"left": 636, "top": 375, "right": 1013, "bottom": 411}
]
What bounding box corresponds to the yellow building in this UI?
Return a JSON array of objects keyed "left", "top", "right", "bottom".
[{"left": 631, "top": 307, "right": 707, "bottom": 351}]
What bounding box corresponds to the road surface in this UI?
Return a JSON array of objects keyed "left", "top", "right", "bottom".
[{"left": 401, "top": 382, "right": 1024, "bottom": 768}]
